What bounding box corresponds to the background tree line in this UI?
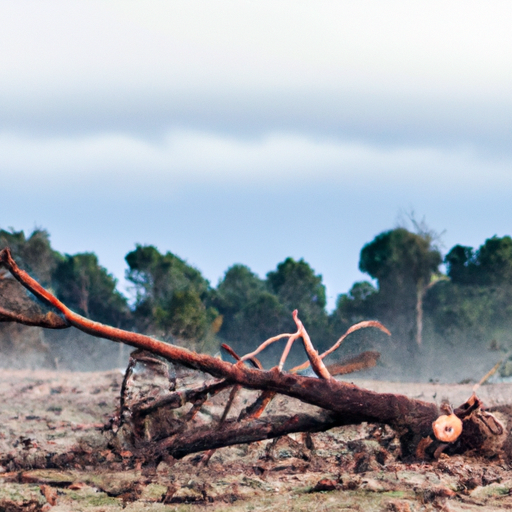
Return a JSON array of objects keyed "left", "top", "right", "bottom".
[{"left": 1, "top": 226, "right": 511, "bottom": 380}]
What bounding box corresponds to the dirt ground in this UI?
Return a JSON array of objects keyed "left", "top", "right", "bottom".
[{"left": 1, "top": 369, "right": 512, "bottom": 511}]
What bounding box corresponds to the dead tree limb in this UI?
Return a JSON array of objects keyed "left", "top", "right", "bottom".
[
  {"left": 159, "top": 412, "right": 344, "bottom": 460},
  {"left": 0, "top": 277, "right": 67, "bottom": 328},
  {"left": 0, "top": 247, "right": 506, "bottom": 460}
]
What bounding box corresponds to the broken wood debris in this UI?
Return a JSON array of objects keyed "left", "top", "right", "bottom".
[{"left": 0, "top": 247, "right": 508, "bottom": 464}]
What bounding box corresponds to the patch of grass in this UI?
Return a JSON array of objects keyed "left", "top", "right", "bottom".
[{"left": 61, "top": 488, "right": 120, "bottom": 507}]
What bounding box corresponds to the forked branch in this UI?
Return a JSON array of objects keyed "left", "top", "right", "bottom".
[{"left": 0, "top": 247, "right": 505, "bottom": 460}]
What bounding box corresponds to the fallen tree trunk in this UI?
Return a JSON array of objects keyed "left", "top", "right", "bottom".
[
  {"left": 0, "top": 248, "right": 506, "bottom": 461},
  {"left": 159, "top": 412, "right": 343, "bottom": 460}
]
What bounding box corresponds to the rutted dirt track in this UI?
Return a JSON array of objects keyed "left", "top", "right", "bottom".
[{"left": 1, "top": 369, "right": 512, "bottom": 511}]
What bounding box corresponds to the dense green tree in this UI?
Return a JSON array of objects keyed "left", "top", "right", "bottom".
[
  {"left": 328, "top": 280, "right": 389, "bottom": 356},
  {"left": 155, "top": 289, "right": 214, "bottom": 341},
  {"left": 213, "top": 264, "right": 287, "bottom": 355},
  {"left": 214, "top": 259, "right": 331, "bottom": 363},
  {"left": 0, "top": 227, "right": 60, "bottom": 365},
  {"left": 433, "top": 235, "right": 512, "bottom": 348},
  {"left": 0, "top": 228, "right": 60, "bottom": 286},
  {"left": 126, "top": 245, "right": 209, "bottom": 306},
  {"left": 0, "top": 228, "right": 129, "bottom": 368},
  {"left": 267, "top": 258, "right": 326, "bottom": 310},
  {"left": 359, "top": 228, "right": 442, "bottom": 349},
  {"left": 444, "top": 245, "right": 475, "bottom": 285},
  {"left": 477, "top": 236, "right": 512, "bottom": 285},
  {"left": 360, "top": 228, "right": 441, "bottom": 298},
  {"left": 330, "top": 281, "right": 378, "bottom": 332},
  {"left": 214, "top": 265, "right": 267, "bottom": 319},
  {"left": 446, "top": 236, "right": 512, "bottom": 287},
  {"left": 125, "top": 245, "right": 218, "bottom": 343},
  {"left": 53, "top": 253, "right": 129, "bottom": 326},
  {"left": 267, "top": 257, "right": 328, "bottom": 347}
]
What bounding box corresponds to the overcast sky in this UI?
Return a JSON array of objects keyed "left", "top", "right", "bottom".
[{"left": 1, "top": 1, "right": 511, "bottom": 309}]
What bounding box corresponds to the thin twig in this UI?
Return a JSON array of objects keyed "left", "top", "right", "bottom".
[
  {"left": 473, "top": 359, "right": 505, "bottom": 393},
  {"left": 240, "top": 333, "right": 294, "bottom": 362},
  {"left": 292, "top": 310, "right": 331, "bottom": 380},
  {"left": 0, "top": 305, "right": 68, "bottom": 328},
  {"left": 238, "top": 390, "right": 277, "bottom": 421},
  {"left": 277, "top": 332, "right": 301, "bottom": 371},
  {"left": 325, "top": 351, "right": 381, "bottom": 377},
  {"left": 290, "top": 320, "right": 390, "bottom": 374},
  {"left": 133, "top": 378, "right": 230, "bottom": 417},
  {"left": 221, "top": 343, "right": 263, "bottom": 370}
]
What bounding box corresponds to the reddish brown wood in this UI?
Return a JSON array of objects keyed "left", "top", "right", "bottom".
[
  {"left": 0, "top": 248, "right": 439, "bottom": 447},
  {"left": 325, "top": 351, "right": 381, "bottom": 376},
  {"left": 4, "top": 247, "right": 503, "bottom": 460},
  {"left": 158, "top": 412, "right": 344, "bottom": 459}
]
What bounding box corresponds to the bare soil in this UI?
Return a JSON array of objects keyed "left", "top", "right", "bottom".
[{"left": 1, "top": 369, "right": 512, "bottom": 511}]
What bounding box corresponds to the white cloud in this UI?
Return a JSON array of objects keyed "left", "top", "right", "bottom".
[
  {"left": 1, "top": 129, "right": 511, "bottom": 198},
  {"left": 1, "top": 2, "right": 511, "bottom": 203},
  {"left": 1, "top": 1, "right": 511, "bottom": 146}
]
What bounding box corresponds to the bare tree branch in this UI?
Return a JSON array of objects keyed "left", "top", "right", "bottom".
[
  {"left": 159, "top": 412, "right": 345, "bottom": 459},
  {"left": 1, "top": 247, "right": 506, "bottom": 460}
]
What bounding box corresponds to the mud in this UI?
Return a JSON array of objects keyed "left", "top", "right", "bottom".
[{"left": 1, "top": 369, "right": 512, "bottom": 511}]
